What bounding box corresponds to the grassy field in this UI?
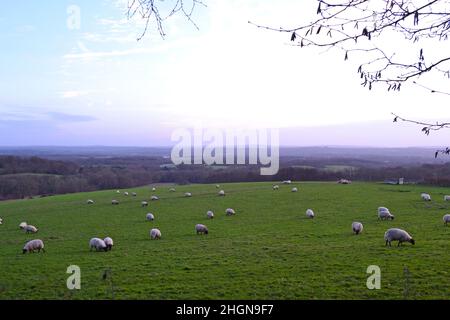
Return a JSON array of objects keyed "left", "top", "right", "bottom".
[{"left": 0, "top": 182, "right": 449, "bottom": 300}]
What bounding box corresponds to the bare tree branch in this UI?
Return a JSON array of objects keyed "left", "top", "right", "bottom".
[
  {"left": 392, "top": 112, "right": 450, "bottom": 135},
  {"left": 127, "top": 0, "right": 206, "bottom": 40},
  {"left": 249, "top": 0, "right": 450, "bottom": 94}
]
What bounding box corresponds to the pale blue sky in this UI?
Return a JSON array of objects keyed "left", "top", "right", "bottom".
[{"left": 0, "top": 0, "right": 449, "bottom": 147}]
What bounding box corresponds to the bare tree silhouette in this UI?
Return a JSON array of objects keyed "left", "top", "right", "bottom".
[
  {"left": 127, "top": 0, "right": 206, "bottom": 40},
  {"left": 248, "top": 0, "right": 450, "bottom": 153},
  {"left": 250, "top": 0, "right": 450, "bottom": 94}
]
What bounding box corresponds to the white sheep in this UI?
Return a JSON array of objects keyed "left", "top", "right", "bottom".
[
  {"left": 444, "top": 195, "right": 450, "bottom": 201},
  {"left": 273, "top": 185, "right": 279, "bottom": 190},
  {"left": 104, "top": 237, "right": 114, "bottom": 251},
  {"left": 150, "top": 228, "right": 161, "bottom": 240},
  {"left": 195, "top": 224, "right": 209, "bottom": 235},
  {"left": 87, "top": 199, "right": 94, "bottom": 204},
  {"left": 24, "top": 225, "right": 38, "bottom": 234},
  {"left": 226, "top": 208, "right": 236, "bottom": 216},
  {"left": 89, "top": 238, "right": 108, "bottom": 252},
  {"left": 151, "top": 196, "right": 159, "bottom": 201},
  {"left": 378, "top": 207, "right": 395, "bottom": 220},
  {"left": 124, "top": 192, "right": 129, "bottom": 196},
  {"left": 421, "top": 193, "right": 431, "bottom": 201},
  {"left": 146, "top": 213, "right": 155, "bottom": 221},
  {"left": 23, "top": 239, "right": 45, "bottom": 254},
  {"left": 116, "top": 190, "right": 120, "bottom": 194},
  {"left": 185, "top": 192, "right": 192, "bottom": 197},
  {"left": 283, "top": 180, "right": 292, "bottom": 184},
  {"left": 378, "top": 207, "right": 390, "bottom": 214},
  {"left": 384, "top": 228, "right": 415, "bottom": 247},
  {"left": 141, "top": 201, "right": 149, "bottom": 207},
  {"left": 352, "top": 222, "right": 364, "bottom": 235},
  {"left": 111, "top": 200, "right": 119, "bottom": 205},
  {"left": 306, "top": 209, "right": 315, "bottom": 219},
  {"left": 443, "top": 214, "right": 450, "bottom": 225},
  {"left": 169, "top": 188, "right": 176, "bottom": 192},
  {"left": 207, "top": 210, "right": 214, "bottom": 219},
  {"left": 132, "top": 192, "right": 137, "bottom": 197},
  {"left": 0, "top": 217, "right": 2, "bottom": 225},
  {"left": 218, "top": 190, "right": 225, "bottom": 196},
  {"left": 215, "top": 184, "right": 220, "bottom": 189},
  {"left": 19, "top": 222, "right": 27, "bottom": 230},
  {"left": 292, "top": 187, "right": 298, "bottom": 192},
  {"left": 152, "top": 187, "right": 156, "bottom": 192}
]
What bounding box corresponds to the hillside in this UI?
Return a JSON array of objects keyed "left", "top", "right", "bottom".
[{"left": 0, "top": 182, "right": 449, "bottom": 299}]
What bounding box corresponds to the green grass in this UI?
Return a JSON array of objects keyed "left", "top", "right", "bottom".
[{"left": 0, "top": 182, "right": 449, "bottom": 300}]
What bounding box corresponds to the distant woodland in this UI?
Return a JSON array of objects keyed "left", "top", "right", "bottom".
[{"left": 1, "top": 155, "right": 450, "bottom": 200}]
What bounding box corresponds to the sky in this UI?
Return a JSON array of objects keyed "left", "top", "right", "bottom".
[{"left": 0, "top": 0, "right": 449, "bottom": 147}]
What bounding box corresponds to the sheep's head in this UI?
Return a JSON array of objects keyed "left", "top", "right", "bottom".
[
  {"left": 410, "top": 238, "right": 415, "bottom": 245},
  {"left": 22, "top": 249, "right": 27, "bottom": 254},
  {"left": 204, "top": 229, "right": 209, "bottom": 235},
  {"left": 390, "top": 215, "right": 395, "bottom": 220}
]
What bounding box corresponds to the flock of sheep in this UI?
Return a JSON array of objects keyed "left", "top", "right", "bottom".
[{"left": 2, "top": 182, "right": 450, "bottom": 255}]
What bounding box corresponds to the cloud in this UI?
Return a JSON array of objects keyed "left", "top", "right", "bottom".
[
  {"left": 60, "top": 90, "right": 90, "bottom": 98},
  {"left": 47, "top": 112, "right": 97, "bottom": 122}
]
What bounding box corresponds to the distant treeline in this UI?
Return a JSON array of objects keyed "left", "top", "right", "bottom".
[{"left": 1, "top": 155, "right": 450, "bottom": 200}]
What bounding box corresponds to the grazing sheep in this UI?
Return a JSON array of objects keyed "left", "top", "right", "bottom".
[
  {"left": 19, "top": 222, "right": 27, "bottom": 230},
  {"left": 273, "top": 185, "right": 279, "bottom": 190},
  {"left": 226, "top": 208, "right": 236, "bottom": 216},
  {"left": 352, "top": 222, "right": 364, "bottom": 235},
  {"left": 169, "top": 188, "right": 176, "bottom": 192},
  {"left": 146, "top": 213, "right": 155, "bottom": 221},
  {"left": 111, "top": 200, "right": 119, "bottom": 205},
  {"left": 306, "top": 209, "right": 315, "bottom": 219},
  {"left": 338, "top": 179, "right": 351, "bottom": 184},
  {"left": 378, "top": 207, "right": 395, "bottom": 220},
  {"left": 89, "top": 238, "right": 108, "bottom": 252},
  {"left": 132, "top": 192, "right": 137, "bottom": 197},
  {"left": 24, "top": 225, "right": 38, "bottom": 234},
  {"left": 195, "top": 224, "right": 209, "bottom": 235},
  {"left": 215, "top": 184, "right": 220, "bottom": 189},
  {"left": 0, "top": 217, "right": 2, "bottom": 225},
  {"left": 384, "top": 228, "right": 415, "bottom": 247},
  {"left": 444, "top": 195, "right": 450, "bottom": 201},
  {"left": 443, "top": 214, "right": 450, "bottom": 225},
  {"left": 207, "top": 210, "right": 214, "bottom": 219},
  {"left": 124, "top": 192, "right": 129, "bottom": 196},
  {"left": 218, "top": 190, "right": 225, "bottom": 196},
  {"left": 116, "top": 190, "right": 120, "bottom": 194},
  {"left": 150, "top": 228, "right": 161, "bottom": 240},
  {"left": 87, "top": 199, "right": 94, "bottom": 204},
  {"left": 185, "top": 192, "right": 192, "bottom": 197},
  {"left": 23, "top": 239, "right": 45, "bottom": 254},
  {"left": 283, "top": 180, "right": 292, "bottom": 184},
  {"left": 104, "top": 237, "right": 114, "bottom": 251},
  {"left": 141, "top": 201, "right": 149, "bottom": 207},
  {"left": 151, "top": 196, "right": 159, "bottom": 201},
  {"left": 378, "top": 207, "right": 390, "bottom": 213},
  {"left": 152, "top": 187, "right": 156, "bottom": 192},
  {"left": 421, "top": 193, "right": 431, "bottom": 201},
  {"left": 292, "top": 187, "right": 298, "bottom": 192}
]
